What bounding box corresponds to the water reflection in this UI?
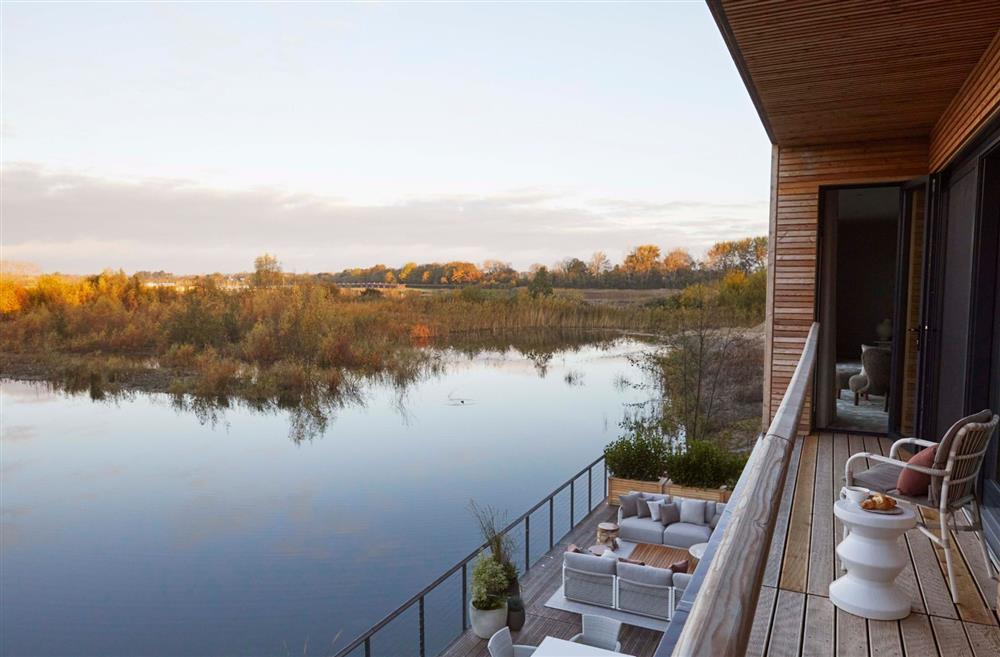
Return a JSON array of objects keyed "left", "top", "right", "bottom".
[{"left": 1, "top": 334, "right": 651, "bottom": 657}]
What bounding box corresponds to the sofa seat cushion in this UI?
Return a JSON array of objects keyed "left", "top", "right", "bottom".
[
  {"left": 662, "top": 522, "right": 712, "bottom": 548},
  {"left": 619, "top": 516, "right": 666, "bottom": 544},
  {"left": 617, "top": 561, "right": 673, "bottom": 587},
  {"left": 564, "top": 551, "right": 617, "bottom": 575}
]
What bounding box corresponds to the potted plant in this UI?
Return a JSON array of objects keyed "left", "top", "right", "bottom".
[
  {"left": 469, "top": 555, "right": 509, "bottom": 639},
  {"left": 604, "top": 429, "right": 670, "bottom": 504},
  {"left": 506, "top": 595, "right": 525, "bottom": 631},
  {"left": 469, "top": 501, "right": 520, "bottom": 595}
]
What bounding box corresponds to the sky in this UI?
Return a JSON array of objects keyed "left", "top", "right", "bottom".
[{"left": 1, "top": 1, "right": 772, "bottom": 275}]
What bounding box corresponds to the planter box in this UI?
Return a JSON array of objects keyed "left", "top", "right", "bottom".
[
  {"left": 607, "top": 476, "right": 730, "bottom": 505},
  {"left": 663, "top": 483, "right": 731, "bottom": 503},
  {"left": 608, "top": 476, "right": 667, "bottom": 505}
]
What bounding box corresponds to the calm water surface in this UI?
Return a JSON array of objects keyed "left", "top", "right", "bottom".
[{"left": 1, "top": 338, "right": 651, "bottom": 656}]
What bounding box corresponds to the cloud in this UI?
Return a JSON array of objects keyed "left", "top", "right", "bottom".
[{"left": 2, "top": 163, "right": 767, "bottom": 273}]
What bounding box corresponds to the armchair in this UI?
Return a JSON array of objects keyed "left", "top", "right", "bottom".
[{"left": 845, "top": 410, "right": 999, "bottom": 602}]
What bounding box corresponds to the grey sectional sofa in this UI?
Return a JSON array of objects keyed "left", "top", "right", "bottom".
[{"left": 617, "top": 492, "right": 725, "bottom": 548}]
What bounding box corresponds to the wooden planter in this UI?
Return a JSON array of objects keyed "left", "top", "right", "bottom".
[
  {"left": 607, "top": 476, "right": 668, "bottom": 505},
  {"left": 607, "top": 476, "right": 731, "bottom": 504},
  {"left": 662, "top": 483, "right": 731, "bottom": 503}
]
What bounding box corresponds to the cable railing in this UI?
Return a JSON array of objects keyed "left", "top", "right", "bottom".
[{"left": 332, "top": 455, "right": 608, "bottom": 657}]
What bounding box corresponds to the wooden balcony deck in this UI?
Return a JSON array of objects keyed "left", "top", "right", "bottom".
[
  {"left": 748, "top": 431, "right": 1000, "bottom": 657},
  {"left": 440, "top": 504, "right": 664, "bottom": 657}
]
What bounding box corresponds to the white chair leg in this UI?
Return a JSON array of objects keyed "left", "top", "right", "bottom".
[
  {"left": 971, "top": 499, "right": 997, "bottom": 578},
  {"left": 941, "top": 512, "right": 959, "bottom": 602}
]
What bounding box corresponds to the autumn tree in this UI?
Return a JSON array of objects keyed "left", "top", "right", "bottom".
[
  {"left": 252, "top": 254, "right": 283, "bottom": 288},
  {"left": 705, "top": 237, "right": 768, "bottom": 274},
  {"left": 588, "top": 251, "right": 611, "bottom": 277},
  {"left": 623, "top": 245, "right": 662, "bottom": 275},
  {"left": 662, "top": 248, "right": 694, "bottom": 273}
]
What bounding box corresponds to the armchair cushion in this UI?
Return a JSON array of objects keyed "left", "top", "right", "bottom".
[{"left": 896, "top": 446, "right": 936, "bottom": 496}]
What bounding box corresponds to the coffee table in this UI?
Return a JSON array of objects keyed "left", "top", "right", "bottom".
[{"left": 829, "top": 499, "right": 917, "bottom": 620}]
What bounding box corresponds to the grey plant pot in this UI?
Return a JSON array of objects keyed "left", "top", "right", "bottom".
[{"left": 469, "top": 601, "right": 507, "bottom": 639}]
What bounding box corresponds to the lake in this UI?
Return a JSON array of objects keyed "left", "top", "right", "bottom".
[{"left": 1, "top": 336, "right": 653, "bottom": 657}]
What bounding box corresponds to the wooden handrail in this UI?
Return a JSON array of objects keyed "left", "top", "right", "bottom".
[{"left": 670, "top": 322, "right": 819, "bottom": 657}]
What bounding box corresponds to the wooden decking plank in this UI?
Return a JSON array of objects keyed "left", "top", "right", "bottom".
[
  {"left": 767, "top": 589, "right": 806, "bottom": 657},
  {"left": 781, "top": 435, "right": 819, "bottom": 592},
  {"left": 898, "top": 614, "right": 937, "bottom": 657},
  {"left": 930, "top": 617, "right": 974, "bottom": 657},
  {"left": 764, "top": 437, "right": 805, "bottom": 588},
  {"left": 918, "top": 508, "right": 996, "bottom": 626},
  {"left": 962, "top": 622, "right": 1000, "bottom": 656},
  {"left": 951, "top": 511, "right": 998, "bottom": 613},
  {"left": 801, "top": 595, "right": 834, "bottom": 657},
  {"left": 835, "top": 608, "right": 868, "bottom": 657},
  {"left": 808, "top": 434, "right": 835, "bottom": 596},
  {"left": 868, "top": 619, "right": 903, "bottom": 657},
  {"left": 746, "top": 585, "right": 778, "bottom": 657},
  {"left": 907, "top": 525, "right": 960, "bottom": 620}
]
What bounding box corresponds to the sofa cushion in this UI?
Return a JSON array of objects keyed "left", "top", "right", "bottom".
[
  {"left": 617, "top": 561, "right": 673, "bottom": 587},
  {"left": 659, "top": 501, "right": 680, "bottom": 526},
  {"left": 709, "top": 502, "right": 727, "bottom": 529},
  {"left": 636, "top": 495, "right": 652, "bottom": 518},
  {"left": 564, "top": 551, "right": 617, "bottom": 575},
  {"left": 662, "top": 522, "right": 712, "bottom": 548},
  {"left": 647, "top": 499, "right": 664, "bottom": 521},
  {"left": 620, "top": 516, "right": 667, "bottom": 544},
  {"left": 670, "top": 559, "right": 689, "bottom": 574},
  {"left": 680, "top": 499, "right": 707, "bottom": 525},
  {"left": 619, "top": 492, "right": 642, "bottom": 518}
]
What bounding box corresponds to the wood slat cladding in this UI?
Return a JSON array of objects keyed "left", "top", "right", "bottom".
[
  {"left": 716, "top": 0, "right": 1000, "bottom": 147},
  {"left": 930, "top": 29, "right": 1000, "bottom": 171},
  {"left": 764, "top": 139, "right": 928, "bottom": 426}
]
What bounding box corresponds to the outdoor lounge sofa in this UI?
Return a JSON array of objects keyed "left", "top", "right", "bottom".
[{"left": 616, "top": 492, "right": 725, "bottom": 548}]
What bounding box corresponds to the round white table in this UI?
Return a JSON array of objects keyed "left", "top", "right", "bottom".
[
  {"left": 830, "top": 499, "right": 917, "bottom": 620},
  {"left": 688, "top": 542, "right": 709, "bottom": 561}
]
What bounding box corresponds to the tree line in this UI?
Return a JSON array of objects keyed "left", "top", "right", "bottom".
[{"left": 326, "top": 236, "right": 767, "bottom": 289}]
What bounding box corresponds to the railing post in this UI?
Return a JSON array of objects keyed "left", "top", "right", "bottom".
[
  {"left": 603, "top": 459, "right": 608, "bottom": 499},
  {"left": 548, "top": 496, "right": 554, "bottom": 549},
  {"left": 418, "top": 596, "right": 425, "bottom": 657},
  {"left": 364, "top": 637, "right": 371, "bottom": 657},
  {"left": 524, "top": 516, "right": 530, "bottom": 570},
  {"left": 570, "top": 479, "right": 575, "bottom": 526},
  {"left": 461, "top": 563, "right": 468, "bottom": 631},
  {"left": 588, "top": 466, "right": 593, "bottom": 510}
]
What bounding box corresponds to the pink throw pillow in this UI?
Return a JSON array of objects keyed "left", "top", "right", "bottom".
[{"left": 896, "top": 446, "right": 936, "bottom": 496}]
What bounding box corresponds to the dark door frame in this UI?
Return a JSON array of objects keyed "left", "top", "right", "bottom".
[
  {"left": 813, "top": 181, "right": 904, "bottom": 435},
  {"left": 888, "top": 178, "right": 929, "bottom": 439}
]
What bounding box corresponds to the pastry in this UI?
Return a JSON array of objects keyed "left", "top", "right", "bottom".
[{"left": 861, "top": 493, "right": 897, "bottom": 511}]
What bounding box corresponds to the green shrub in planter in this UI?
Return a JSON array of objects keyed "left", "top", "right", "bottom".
[
  {"left": 663, "top": 440, "right": 748, "bottom": 489},
  {"left": 471, "top": 555, "right": 509, "bottom": 611},
  {"left": 604, "top": 431, "right": 669, "bottom": 481}
]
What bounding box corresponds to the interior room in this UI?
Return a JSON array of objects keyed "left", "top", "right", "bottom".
[{"left": 817, "top": 185, "right": 900, "bottom": 433}]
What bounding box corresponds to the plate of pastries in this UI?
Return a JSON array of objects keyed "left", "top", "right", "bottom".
[{"left": 861, "top": 493, "right": 902, "bottom": 514}]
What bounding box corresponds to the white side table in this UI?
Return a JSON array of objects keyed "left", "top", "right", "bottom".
[{"left": 830, "top": 499, "right": 917, "bottom": 620}]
